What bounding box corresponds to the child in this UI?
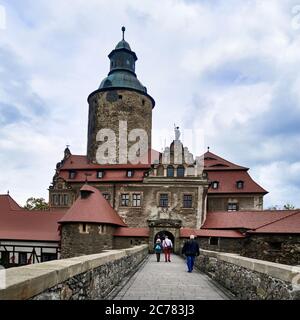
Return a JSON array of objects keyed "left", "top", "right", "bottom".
[{"left": 154, "top": 239, "right": 163, "bottom": 262}]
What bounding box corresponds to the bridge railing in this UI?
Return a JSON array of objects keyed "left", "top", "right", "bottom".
[
  {"left": 0, "top": 244, "right": 148, "bottom": 300},
  {"left": 196, "top": 249, "right": 300, "bottom": 300}
]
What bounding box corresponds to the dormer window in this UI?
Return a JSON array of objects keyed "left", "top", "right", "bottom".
[
  {"left": 127, "top": 170, "right": 134, "bottom": 178},
  {"left": 236, "top": 181, "right": 244, "bottom": 189},
  {"left": 228, "top": 203, "right": 238, "bottom": 212},
  {"left": 211, "top": 181, "right": 219, "bottom": 189},
  {"left": 167, "top": 166, "right": 174, "bottom": 177},
  {"left": 97, "top": 170, "right": 104, "bottom": 179},
  {"left": 69, "top": 170, "right": 76, "bottom": 179},
  {"left": 177, "top": 166, "right": 185, "bottom": 177}
]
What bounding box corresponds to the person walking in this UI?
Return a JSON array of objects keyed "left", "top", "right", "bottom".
[
  {"left": 154, "top": 238, "right": 163, "bottom": 262},
  {"left": 182, "top": 235, "right": 200, "bottom": 272},
  {"left": 162, "top": 235, "right": 173, "bottom": 262}
]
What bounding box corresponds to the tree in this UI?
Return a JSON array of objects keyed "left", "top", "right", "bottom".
[
  {"left": 283, "top": 203, "right": 295, "bottom": 210},
  {"left": 24, "top": 197, "right": 49, "bottom": 211}
]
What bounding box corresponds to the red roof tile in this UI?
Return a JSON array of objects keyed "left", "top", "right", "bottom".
[
  {"left": 59, "top": 185, "right": 126, "bottom": 226},
  {"left": 59, "top": 168, "right": 147, "bottom": 182},
  {"left": 114, "top": 227, "right": 149, "bottom": 237},
  {"left": 248, "top": 211, "right": 300, "bottom": 234},
  {"left": 0, "top": 195, "right": 65, "bottom": 241},
  {"left": 203, "top": 151, "right": 248, "bottom": 171},
  {"left": 180, "top": 228, "right": 245, "bottom": 238},
  {"left": 202, "top": 210, "right": 300, "bottom": 230},
  {"left": 207, "top": 170, "right": 267, "bottom": 194}
]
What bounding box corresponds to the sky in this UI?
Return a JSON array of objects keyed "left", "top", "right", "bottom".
[{"left": 0, "top": 0, "right": 300, "bottom": 209}]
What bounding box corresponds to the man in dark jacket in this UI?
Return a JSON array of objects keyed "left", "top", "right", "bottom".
[{"left": 181, "top": 235, "right": 200, "bottom": 272}]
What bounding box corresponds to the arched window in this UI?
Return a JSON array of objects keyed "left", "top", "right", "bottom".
[
  {"left": 177, "top": 166, "right": 185, "bottom": 177},
  {"left": 167, "top": 166, "right": 174, "bottom": 177},
  {"left": 236, "top": 181, "right": 244, "bottom": 189},
  {"left": 211, "top": 181, "right": 219, "bottom": 189}
]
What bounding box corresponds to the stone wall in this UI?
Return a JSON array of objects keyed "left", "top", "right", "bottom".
[
  {"left": 179, "top": 237, "right": 244, "bottom": 254},
  {"left": 61, "top": 223, "right": 116, "bottom": 258},
  {"left": 196, "top": 249, "right": 300, "bottom": 300},
  {"left": 241, "top": 234, "right": 300, "bottom": 266},
  {"left": 113, "top": 237, "right": 148, "bottom": 249},
  {"left": 207, "top": 195, "right": 263, "bottom": 211},
  {"left": 0, "top": 245, "right": 148, "bottom": 300},
  {"left": 87, "top": 90, "right": 153, "bottom": 164}
]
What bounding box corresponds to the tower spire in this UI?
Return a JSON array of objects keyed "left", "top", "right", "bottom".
[{"left": 122, "top": 26, "right": 126, "bottom": 41}]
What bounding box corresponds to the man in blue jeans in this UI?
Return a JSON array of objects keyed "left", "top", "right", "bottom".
[{"left": 182, "top": 235, "right": 200, "bottom": 272}]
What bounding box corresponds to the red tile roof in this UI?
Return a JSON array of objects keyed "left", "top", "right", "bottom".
[
  {"left": 203, "top": 151, "right": 248, "bottom": 171},
  {"left": 59, "top": 185, "right": 126, "bottom": 226},
  {"left": 180, "top": 228, "right": 245, "bottom": 238},
  {"left": 207, "top": 170, "right": 268, "bottom": 194},
  {"left": 59, "top": 168, "right": 147, "bottom": 183},
  {"left": 202, "top": 210, "right": 300, "bottom": 230},
  {"left": 114, "top": 227, "right": 149, "bottom": 237},
  {"left": 248, "top": 211, "right": 300, "bottom": 234},
  {"left": 0, "top": 195, "right": 65, "bottom": 241}
]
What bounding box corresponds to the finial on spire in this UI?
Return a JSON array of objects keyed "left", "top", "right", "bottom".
[
  {"left": 122, "top": 26, "right": 126, "bottom": 40},
  {"left": 7, "top": 190, "right": 9, "bottom": 195},
  {"left": 207, "top": 146, "right": 210, "bottom": 152},
  {"left": 174, "top": 124, "right": 181, "bottom": 141}
]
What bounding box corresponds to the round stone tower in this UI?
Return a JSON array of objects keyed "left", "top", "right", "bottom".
[{"left": 87, "top": 27, "right": 155, "bottom": 164}]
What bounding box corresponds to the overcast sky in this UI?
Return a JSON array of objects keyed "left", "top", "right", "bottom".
[{"left": 0, "top": 0, "right": 300, "bottom": 208}]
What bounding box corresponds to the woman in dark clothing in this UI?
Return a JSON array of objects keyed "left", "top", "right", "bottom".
[
  {"left": 154, "top": 239, "right": 163, "bottom": 262},
  {"left": 182, "top": 235, "right": 200, "bottom": 272}
]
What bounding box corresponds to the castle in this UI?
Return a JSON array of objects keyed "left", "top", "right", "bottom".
[{"left": 0, "top": 28, "right": 299, "bottom": 267}]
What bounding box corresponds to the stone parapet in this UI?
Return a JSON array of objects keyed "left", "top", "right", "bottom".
[
  {"left": 0, "top": 245, "right": 148, "bottom": 300},
  {"left": 197, "top": 249, "right": 300, "bottom": 300}
]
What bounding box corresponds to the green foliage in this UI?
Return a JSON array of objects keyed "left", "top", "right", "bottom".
[{"left": 24, "top": 197, "right": 49, "bottom": 211}]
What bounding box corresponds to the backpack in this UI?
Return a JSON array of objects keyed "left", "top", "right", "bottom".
[{"left": 155, "top": 244, "right": 161, "bottom": 251}]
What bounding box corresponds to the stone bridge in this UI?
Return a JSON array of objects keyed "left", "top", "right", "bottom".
[{"left": 0, "top": 245, "right": 299, "bottom": 300}]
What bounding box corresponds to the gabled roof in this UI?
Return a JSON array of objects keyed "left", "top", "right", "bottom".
[
  {"left": 202, "top": 210, "right": 300, "bottom": 231},
  {"left": 207, "top": 170, "right": 268, "bottom": 194},
  {"left": 203, "top": 151, "right": 248, "bottom": 171},
  {"left": 59, "top": 185, "right": 126, "bottom": 227},
  {"left": 0, "top": 195, "right": 65, "bottom": 242},
  {"left": 0, "top": 194, "right": 22, "bottom": 212},
  {"left": 248, "top": 211, "right": 300, "bottom": 234},
  {"left": 180, "top": 228, "right": 245, "bottom": 238}
]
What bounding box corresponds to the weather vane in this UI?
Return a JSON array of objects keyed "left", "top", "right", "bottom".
[{"left": 122, "top": 26, "right": 126, "bottom": 40}]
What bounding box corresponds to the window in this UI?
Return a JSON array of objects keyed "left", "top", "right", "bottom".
[
  {"left": 236, "top": 181, "right": 244, "bottom": 189},
  {"left": 52, "top": 194, "right": 58, "bottom": 206},
  {"left": 121, "top": 194, "right": 130, "bottom": 206},
  {"left": 0, "top": 251, "right": 9, "bottom": 266},
  {"left": 211, "top": 181, "right": 219, "bottom": 189},
  {"left": 183, "top": 195, "right": 193, "bottom": 208},
  {"left": 142, "top": 99, "right": 145, "bottom": 106},
  {"left": 159, "top": 194, "right": 169, "bottom": 207},
  {"left": 127, "top": 170, "right": 134, "bottom": 178},
  {"left": 99, "top": 225, "right": 107, "bottom": 234},
  {"left": 80, "top": 223, "right": 89, "bottom": 234},
  {"left": 209, "top": 237, "right": 219, "bottom": 246},
  {"left": 103, "top": 193, "right": 111, "bottom": 201},
  {"left": 63, "top": 194, "right": 69, "bottom": 206},
  {"left": 228, "top": 203, "right": 238, "bottom": 212},
  {"left": 41, "top": 253, "right": 57, "bottom": 262},
  {"left": 119, "top": 95, "right": 123, "bottom": 100},
  {"left": 133, "top": 194, "right": 141, "bottom": 207},
  {"left": 19, "top": 252, "right": 27, "bottom": 265},
  {"left": 69, "top": 170, "right": 76, "bottom": 179},
  {"left": 167, "top": 166, "right": 174, "bottom": 177},
  {"left": 177, "top": 166, "right": 185, "bottom": 177},
  {"left": 97, "top": 170, "right": 104, "bottom": 179}
]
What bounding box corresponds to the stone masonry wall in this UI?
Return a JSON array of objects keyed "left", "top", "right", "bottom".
[
  {"left": 60, "top": 223, "right": 116, "bottom": 259},
  {"left": 196, "top": 250, "right": 300, "bottom": 300},
  {"left": 87, "top": 90, "right": 153, "bottom": 164},
  {"left": 0, "top": 245, "right": 148, "bottom": 300},
  {"left": 241, "top": 234, "right": 300, "bottom": 266},
  {"left": 207, "top": 195, "right": 263, "bottom": 211}
]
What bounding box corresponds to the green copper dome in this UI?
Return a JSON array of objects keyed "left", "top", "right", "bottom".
[{"left": 98, "top": 27, "right": 148, "bottom": 94}]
